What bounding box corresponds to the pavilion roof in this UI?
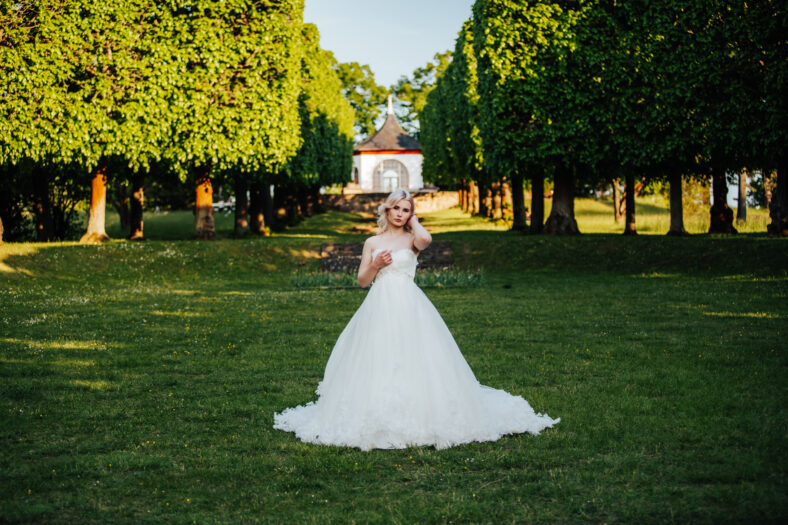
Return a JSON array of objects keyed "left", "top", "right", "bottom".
[{"left": 354, "top": 113, "right": 421, "bottom": 152}]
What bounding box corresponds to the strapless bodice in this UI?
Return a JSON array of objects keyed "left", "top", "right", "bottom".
[{"left": 372, "top": 248, "right": 417, "bottom": 281}]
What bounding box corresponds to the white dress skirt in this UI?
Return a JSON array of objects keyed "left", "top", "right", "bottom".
[{"left": 274, "top": 248, "right": 559, "bottom": 450}]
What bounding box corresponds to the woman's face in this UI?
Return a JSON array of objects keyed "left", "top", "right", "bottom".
[{"left": 386, "top": 199, "right": 412, "bottom": 228}]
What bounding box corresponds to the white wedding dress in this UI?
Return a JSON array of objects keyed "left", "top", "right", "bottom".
[{"left": 274, "top": 248, "right": 559, "bottom": 450}]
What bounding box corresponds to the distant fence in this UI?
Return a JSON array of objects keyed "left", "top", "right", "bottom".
[{"left": 323, "top": 191, "right": 459, "bottom": 215}]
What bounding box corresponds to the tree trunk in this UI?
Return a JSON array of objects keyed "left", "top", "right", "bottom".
[
  {"left": 502, "top": 180, "right": 512, "bottom": 213},
  {"left": 667, "top": 170, "right": 688, "bottom": 236},
  {"left": 709, "top": 163, "right": 737, "bottom": 234},
  {"left": 767, "top": 155, "right": 788, "bottom": 235},
  {"left": 0, "top": 215, "right": 4, "bottom": 244},
  {"left": 530, "top": 171, "right": 544, "bottom": 234},
  {"left": 80, "top": 163, "right": 111, "bottom": 243},
  {"left": 492, "top": 181, "right": 502, "bottom": 219},
  {"left": 111, "top": 179, "right": 130, "bottom": 232},
  {"left": 234, "top": 176, "right": 249, "bottom": 237},
  {"left": 274, "top": 185, "right": 288, "bottom": 226},
  {"left": 737, "top": 168, "right": 747, "bottom": 223},
  {"left": 764, "top": 170, "right": 774, "bottom": 208},
  {"left": 469, "top": 180, "right": 479, "bottom": 214},
  {"left": 193, "top": 166, "right": 216, "bottom": 240},
  {"left": 249, "top": 181, "right": 268, "bottom": 236},
  {"left": 477, "top": 181, "right": 488, "bottom": 217},
  {"left": 263, "top": 182, "right": 273, "bottom": 227},
  {"left": 624, "top": 172, "right": 637, "bottom": 235},
  {"left": 511, "top": 171, "right": 526, "bottom": 231},
  {"left": 32, "top": 169, "right": 55, "bottom": 241},
  {"left": 612, "top": 178, "right": 622, "bottom": 223},
  {"left": 128, "top": 172, "right": 145, "bottom": 240},
  {"left": 544, "top": 164, "right": 579, "bottom": 235},
  {"left": 298, "top": 187, "right": 312, "bottom": 217}
]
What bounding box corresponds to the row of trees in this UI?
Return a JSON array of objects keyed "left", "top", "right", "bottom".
[
  {"left": 420, "top": 0, "right": 786, "bottom": 235},
  {"left": 0, "top": 0, "right": 354, "bottom": 242}
]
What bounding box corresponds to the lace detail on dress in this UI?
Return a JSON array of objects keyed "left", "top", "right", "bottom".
[{"left": 372, "top": 248, "right": 417, "bottom": 281}]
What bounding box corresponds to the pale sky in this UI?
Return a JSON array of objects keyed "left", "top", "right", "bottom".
[{"left": 304, "top": 0, "right": 475, "bottom": 88}]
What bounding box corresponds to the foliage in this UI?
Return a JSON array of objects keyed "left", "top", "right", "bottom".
[
  {"left": 285, "top": 24, "right": 355, "bottom": 189},
  {"left": 390, "top": 51, "right": 452, "bottom": 136},
  {"left": 418, "top": 0, "right": 786, "bottom": 231},
  {"left": 334, "top": 61, "right": 389, "bottom": 138},
  {"left": 419, "top": 78, "right": 453, "bottom": 186},
  {"left": 150, "top": 0, "right": 306, "bottom": 179}
]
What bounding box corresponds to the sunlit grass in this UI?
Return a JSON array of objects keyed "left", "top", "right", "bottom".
[
  {"left": 566, "top": 195, "right": 771, "bottom": 234},
  {"left": 1, "top": 207, "right": 786, "bottom": 523},
  {"left": 417, "top": 195, "right": 771, "bottom": 236}
]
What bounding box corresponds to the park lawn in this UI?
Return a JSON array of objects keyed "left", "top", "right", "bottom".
[{"left": 1, "top": 208, "right": 786, "bottom": 523}]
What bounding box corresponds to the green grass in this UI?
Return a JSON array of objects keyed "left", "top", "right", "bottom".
[
  {"left": 1, "top": 206, "right": 787, "bottom": 523},
  {"left": 290, "top": 269, "right": 484, "bottom": 289}
]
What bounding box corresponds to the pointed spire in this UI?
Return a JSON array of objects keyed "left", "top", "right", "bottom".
[{"left": 387, "top": 94, "right": 393, "bottom": 115}]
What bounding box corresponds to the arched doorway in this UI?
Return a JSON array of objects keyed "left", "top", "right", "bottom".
[{"left": 373, "top": 159, "right": 409, "bottom": 192}]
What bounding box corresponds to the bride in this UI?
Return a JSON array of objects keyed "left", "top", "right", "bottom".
[{"left": 274, "top": 189, "right": 559, "bottom": 450}]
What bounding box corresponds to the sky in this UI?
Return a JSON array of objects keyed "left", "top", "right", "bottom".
[{"left": 304, "top": 0, "right": 475, "bottom": 88}]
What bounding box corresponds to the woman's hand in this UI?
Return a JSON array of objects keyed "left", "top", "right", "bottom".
[
  {"left": 373, "top": 249, "right": 393, "bottom": 269},
  {"left": 407, "top": 213, "right": 419, "bottom": 229}
]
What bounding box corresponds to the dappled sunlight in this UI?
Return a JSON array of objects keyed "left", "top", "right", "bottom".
[
  {"left": 713, "top": 274, "right": 786, "bottom": 282},
  {"left": 0, "top": 243, "right": 42, "bottom": 275},
  {"left": 421, "top": 208, "right": 509, "bottom": 234},
  {"left": 169, "top": 289, "right": 202, "bottom": 296},
  {"left": 634, "top": 272, "right": 682, "bottom": 279},
  {"left": 1, "top": 337, "right": 117, "bottom": 351},
  {"left": 50, "top": 358, "right": 98, "bottom": 368},
  {"left": 0, "top": 357, "right": 97, "bottom": 371},
  {"left": 703, "top": 311, "right": 783, "bottom": 319},
  {"left": 150, "top": 310, "right": 204, "bottom": 319},
  {"left": 286, "top": 247, "right": 320, "bottom": 260},
  {"left": 70, "top": 379, "right": 112, "bottom": 391},
  {"left": 273, "top": 233, "right": 335, "bottom": 240}
]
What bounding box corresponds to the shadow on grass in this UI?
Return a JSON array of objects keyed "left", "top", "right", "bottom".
[{"left": 3, "top": 208, "right": 787, "bottom": 284}]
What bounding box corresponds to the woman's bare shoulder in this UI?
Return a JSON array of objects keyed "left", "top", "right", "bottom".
[{"left": 364, "top": 235, "right": 384, "bottom": 250}]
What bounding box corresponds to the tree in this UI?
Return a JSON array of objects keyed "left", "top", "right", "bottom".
[
  {"left": 151, "top": 0, "right": 306, "bottom": 239},
  {"left": 335, "top": 62, "right": 388, "bottom": 138},
  {"left": 473, "top": 0, "right": 595, "bottom": 234},
  {"left": 0, "top": 0, "right": 120, "bottom": 242},
  {"left": 391, "top": 51, "right": 452, "bottom": 137},
  {"left": 274, "top": 23, "right": 354, "bottom": 229},
  {"left": 443, "top": 22, "right": 490, "bottom": 221}
]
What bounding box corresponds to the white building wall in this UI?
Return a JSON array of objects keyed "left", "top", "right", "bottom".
[{"left": 353, "top": 153, "right": 423, "bottom": 192}]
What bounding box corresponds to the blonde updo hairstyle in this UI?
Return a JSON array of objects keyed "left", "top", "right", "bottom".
[{"left": 377, "top": 189, "right": 415, "bottom": 234}]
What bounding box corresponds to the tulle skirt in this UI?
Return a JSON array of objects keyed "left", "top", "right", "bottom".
[{"left": 274, "top": 273, "right": 559, "bottom": 450}]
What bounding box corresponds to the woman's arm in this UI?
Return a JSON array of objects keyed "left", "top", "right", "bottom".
[
  {"left": 357, "top": 240, "right": 392, "bottom": 288},
  {"left": 409, "top": 214, "right": 432, "bottom": 251}
]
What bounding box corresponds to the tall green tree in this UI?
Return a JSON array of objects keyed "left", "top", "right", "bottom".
[
  {"left": 335, "top": 61, "right": 388, "bottom": 138},
  {"left": 273, "top": 23, "right": 354, "bottom": 227},
  {"left": 473, "top": 0, "right": 593, "bottom": 234},
  {"left": 420, "top": 77, "right": 455, "bottom": 189},
  {"left": 391, "top": 51, "right": 452, "bottom": 137},
  {"left": 156, "top": 0, "right": 305, "bottom": 239},
  {"left": 442, "top": 22, "right": 488, "bottom": 220},
  {"left": 0, "top": 0, "right": 126, "bottom": 242}
]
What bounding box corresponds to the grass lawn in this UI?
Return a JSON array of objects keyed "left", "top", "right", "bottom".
[{"left": 1, "top": 205, "right": 786, "bottom": 523}]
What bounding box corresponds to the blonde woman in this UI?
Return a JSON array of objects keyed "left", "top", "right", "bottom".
[{"left": 274, "top": 189, "right": 559, "bottom": 450}]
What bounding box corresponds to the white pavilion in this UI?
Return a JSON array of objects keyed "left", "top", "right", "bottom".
[{"left": 350, "top": 96, "right": 423, "bottom": 193}]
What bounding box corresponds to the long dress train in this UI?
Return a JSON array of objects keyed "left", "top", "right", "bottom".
[{"left": 273, "top": 248, "right": 559, "bottom": 450}]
